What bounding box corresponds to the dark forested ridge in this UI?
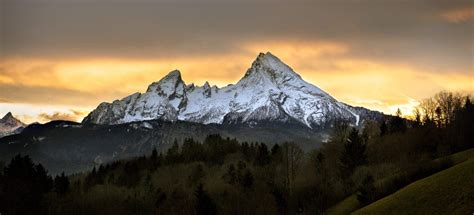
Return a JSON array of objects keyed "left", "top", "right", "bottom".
[
  {"left": 0, "top": 91, "right": 473, "bottom": 214},
  {"left": 0, "top": 120, "right": 325, "bottom": 174}
]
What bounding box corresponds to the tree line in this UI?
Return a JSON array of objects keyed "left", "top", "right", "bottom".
[{"left": 0, "top": 155, "right": 70, "bottom": 215}]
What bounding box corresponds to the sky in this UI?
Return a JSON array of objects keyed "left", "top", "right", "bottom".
[{"left": 0, "top": 0, "right": 473, "bottom": 123}]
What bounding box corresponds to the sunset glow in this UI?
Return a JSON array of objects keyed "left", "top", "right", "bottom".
[{"left": 1, "top": 0, "right": 472, "bottom": 123}]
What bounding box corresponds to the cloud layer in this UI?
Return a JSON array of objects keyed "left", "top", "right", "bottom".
[{"left": 0, "top": 0, "right": 472, "bottom": 122}]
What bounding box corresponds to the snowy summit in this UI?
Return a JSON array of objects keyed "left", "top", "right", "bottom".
[
  {"left": 83, "top": 52, "right": 368, "bottom": 128},
  {"left": 0, "top": 112, "right": 26, "bottom": 137}
]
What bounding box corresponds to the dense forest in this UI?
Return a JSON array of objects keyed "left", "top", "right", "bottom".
[{"left": 1, "top": 91, "right": 473, "bottom": 215}]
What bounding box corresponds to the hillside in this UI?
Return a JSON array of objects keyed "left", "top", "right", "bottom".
[
  {"left": 326, "top": 148, "right": 474, "bottom": 215},
  {"left": 354, "top": 157, "right": 474, "bottom": 215}
]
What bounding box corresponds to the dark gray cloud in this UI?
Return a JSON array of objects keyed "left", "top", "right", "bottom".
[{"left": 1, "top": 0, "right": 473, "bottom": 72}]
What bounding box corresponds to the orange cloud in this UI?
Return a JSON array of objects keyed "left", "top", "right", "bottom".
[
  {"left": 440, "top": 7, "right": 474, "bottom": 23},
  {"left": 38, "top": 109, "right": 86, "bottom": 122},
  {"left": 0, "top": 103, "right": 91, "bottom": 124}
]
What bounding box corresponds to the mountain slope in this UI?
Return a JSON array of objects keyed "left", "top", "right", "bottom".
[
  {"left": 0, "top": 112, "right": 26, "bottom": 137},
  {"left": 354, "top": 157, "right": 474, "bottom": 215},
  {"left": 83, "top": 52, "right": 380, "bottom": 128}
]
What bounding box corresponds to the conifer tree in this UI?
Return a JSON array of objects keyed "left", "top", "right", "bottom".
[
  {"left": 357, "top": 174, "right": 376, "bottom": 205},
  {"left": 240, "top": 170, "right": 254, "bottom": 190},
  {"left": 389, "top": 108, "right": 407, "bottom": 133},
  {"left": 222, "top": 164, "right": 237, "bottom": 185},
  {"left": 195, "top": 183, "right": 217, "bottom": 215},
  {"left": 54, "top": 172, "right": 70, "bottom": 195},
  {"left": 254, "top": 143, "right": 270, "bottom": 166},
  {"left": 340, "top": 129, "right": 367, "bottom": 180},
  {"left": 0, "top": 155, "right": 53, "bottom": 214}
]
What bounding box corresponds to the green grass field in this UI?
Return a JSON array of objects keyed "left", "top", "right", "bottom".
[
  {"left": 326, "top": 148, "right": 474, "bottom": 215},
  {"left": 439, "top": 148, "right": 474, "bottom": 164},
  {"left": 353, "top": 157, "right": 474, "bottom": 215}
]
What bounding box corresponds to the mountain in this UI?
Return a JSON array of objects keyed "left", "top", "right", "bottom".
[
  {"left": 0, "top": 112, "right": 26, "bottom": 137},
  {"left": 84, "top": 52, "right": 379, "bottom": 128},
  {"left": 0, "top": 52, "right": 385, "bottom": 174}
]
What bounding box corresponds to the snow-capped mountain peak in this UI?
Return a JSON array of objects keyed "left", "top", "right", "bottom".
[
  {"left": 1, "top": 112, "right": 24, "bottom": 127},
  {"left": 146, "top": 70, "right": 185, "bottom": 96},
  {"left": 249, "top": 52, "right": 300, "bottom": 77},
  {"left": 83, "top": 52, "right": 376, "bottom": 128},
  {"left": 0, "top": 112, "right": 26, "bottom": 137},
  {"left": 1, "top": 112, "right": 14, "bottom": 121}
]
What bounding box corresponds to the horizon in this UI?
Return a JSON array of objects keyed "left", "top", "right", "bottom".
[{"left": 1, "top": 0, "right": 473, "bottom": 123}]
